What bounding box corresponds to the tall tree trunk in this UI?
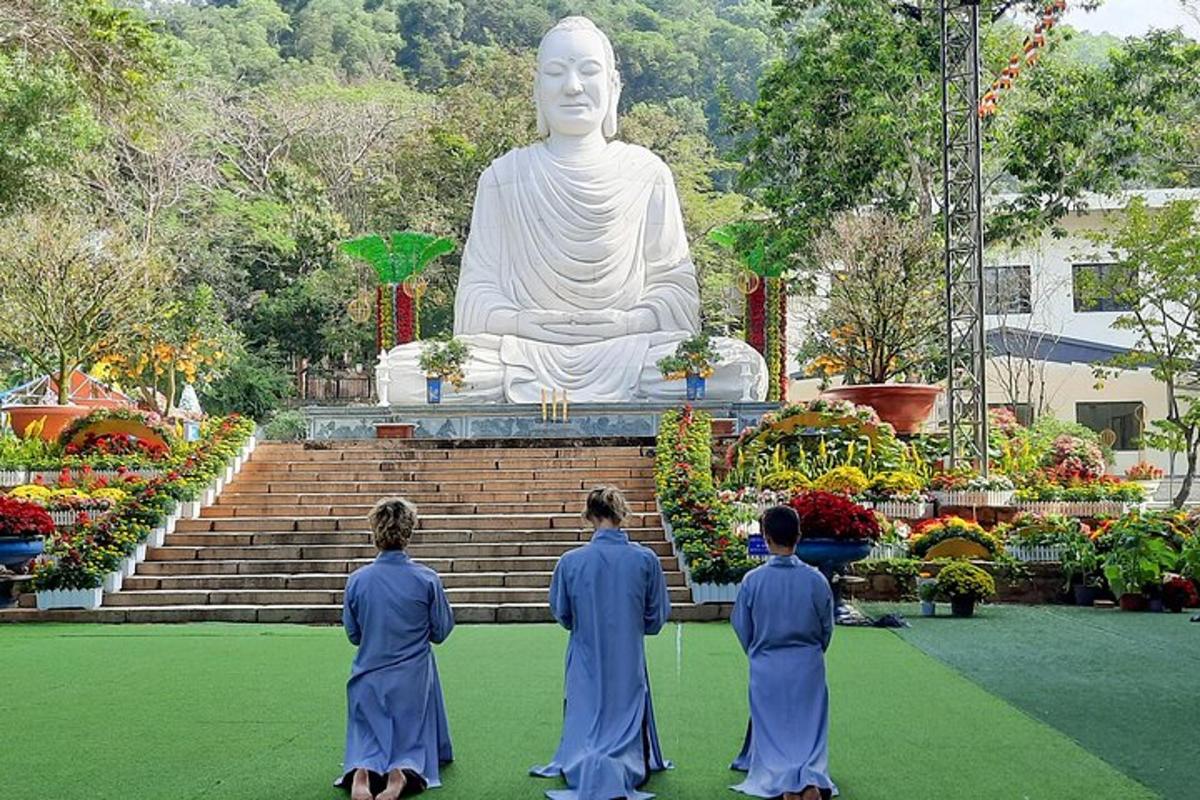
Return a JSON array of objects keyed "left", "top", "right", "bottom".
[
  {"left": 1174, "top": 446, "right": 1198, "bottom": 509},
  {"left": 56, "top": 353, "right": 69, "bottom": 405}
]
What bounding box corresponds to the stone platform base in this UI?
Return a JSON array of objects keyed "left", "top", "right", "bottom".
[{"left": 304, "top": 401, "right": 778, "bottom": 441}]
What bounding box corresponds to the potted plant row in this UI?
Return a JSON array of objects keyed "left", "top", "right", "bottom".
[{"left": 929, "top": 469, "right": 1016, "bottom": 508}]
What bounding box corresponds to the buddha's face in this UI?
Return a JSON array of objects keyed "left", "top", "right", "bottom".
[{"left": 536, "top": 28, "right": 612, "bottom": 137}]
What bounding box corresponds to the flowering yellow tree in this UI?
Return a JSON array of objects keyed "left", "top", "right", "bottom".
[{"left": 99, "top": 284, "right": 233, "bottom": 414}]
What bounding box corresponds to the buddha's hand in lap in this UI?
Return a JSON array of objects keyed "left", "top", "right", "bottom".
[{"left": 495, "top": 309, "right": 658, "bottom": 345}]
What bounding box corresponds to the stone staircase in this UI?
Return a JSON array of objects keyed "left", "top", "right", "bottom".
[{"left": 31, "top": 441, "right": 721, "bottom": 623}]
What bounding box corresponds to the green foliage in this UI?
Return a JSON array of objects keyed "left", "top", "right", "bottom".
[
  {"left": 1086, "top": 199, "right": 1200, "bottom": 507},
  {"left": 198, "top": 348, "right": 294, "bottom": 420},
  {"left": 935, "top": 560, "right": 997, "bottom": 601},
  {"left": 1101, "top": 535, "right": 1178, "bottom": 598},
  {"left": 262, "top": 410, "right": 306, "bottom": 441},
  {"left": 656, "top": 333, "right": 719, "bottom": 379},
  {"left": 657, "top": 406, "right": 752, "bottom": 585}
]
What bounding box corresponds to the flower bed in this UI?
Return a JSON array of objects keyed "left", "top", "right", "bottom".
[
  {"left": 909, "top": 516, "right": 1005, "bottom": 560},
  {"left": 656, "top": 407, "right": 752, "bottom": 597},
  {"left": 26, "top": 415, "right": 255, "bottom": 600}
]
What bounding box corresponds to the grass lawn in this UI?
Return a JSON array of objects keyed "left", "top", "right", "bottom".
[
  {"left": 866, "top": 603, "right": 1200, "bottom": 800},
  {"left": 1, "top": 620, "right": 1160, "bottom": 800}
]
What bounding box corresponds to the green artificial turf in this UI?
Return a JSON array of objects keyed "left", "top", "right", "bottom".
[
  {"left": 1, "top": 622, "right": 1156, "bottom": 800},
  {"left": 865, "top": 603, "right": 1200, "bottom": 800}
]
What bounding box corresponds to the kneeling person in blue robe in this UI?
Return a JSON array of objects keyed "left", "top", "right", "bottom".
[
  {"left": 338, "top": 497, "right": 455, "bottom": 800},
  {"left": 532, "top": 485, "right": 672, "bottom": 799},
  {"left": 730, "top": 505, "right": 836, "bottom": 800}
]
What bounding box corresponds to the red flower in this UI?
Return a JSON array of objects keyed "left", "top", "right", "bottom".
[
  {"left": 788, "top": 491, "right": 881, "bottom": 541},
  {"left": 0, "top": 497, "right": 55, "bottom": 539}
]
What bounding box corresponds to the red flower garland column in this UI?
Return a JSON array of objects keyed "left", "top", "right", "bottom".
[
  {"left": 394, "top": 285, "right": 415, "bottom": 344},
  {"left": 746, "top": 280, "right": 767, "bottom": 355}
]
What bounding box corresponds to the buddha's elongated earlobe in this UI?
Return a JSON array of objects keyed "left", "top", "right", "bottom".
[
  {"left": 534, "top": 76, "right": 549, "bottom": 138},
  {"left": 602, "top": 73, "right": 621, "bottom": 138}
]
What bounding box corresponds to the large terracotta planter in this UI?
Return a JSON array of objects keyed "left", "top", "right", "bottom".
[
  {"left": 821, "top": 384, "right": 942, "bottom": 434},
  {"left": 3, "top": 405, "right": 91, "bottom": 441}
]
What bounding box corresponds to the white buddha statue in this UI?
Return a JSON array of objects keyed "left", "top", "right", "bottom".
[{"left": 376, "top": 15, "right": 768, "bottom": 404}]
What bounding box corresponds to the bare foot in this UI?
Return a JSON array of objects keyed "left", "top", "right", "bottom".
[
  {"left": 350, "top": 768, "right": 374, "bottom": 800},
  {"left": 376, "top": 769, "right": 407, "bottom": 800},
  {"left": 800, "top": 787, "right": 822, "bottom": 800}
]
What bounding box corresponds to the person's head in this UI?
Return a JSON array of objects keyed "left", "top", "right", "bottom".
[
  {"left": 535, "top": 16, "right": 621, "bottom": 139},
  {"left": 368, "top": 497, "right": 418, "bottom": 551},
  {"left": 583, "top": 485, "right": 630, "bottom": 528},
  {"left": 761, "top": 505, "right": 801, "bottom": 552}
]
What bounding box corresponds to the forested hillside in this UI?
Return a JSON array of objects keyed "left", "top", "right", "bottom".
[{"left": 2, "top": 0, "right": 1196, "bottom": 418}]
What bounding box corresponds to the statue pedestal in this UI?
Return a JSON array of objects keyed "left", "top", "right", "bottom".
[{"left": 302, "top": 401, "right": 779, "bottom": 441}]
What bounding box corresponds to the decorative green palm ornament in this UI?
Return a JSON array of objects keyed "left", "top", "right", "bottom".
[
  {"left": 340, "top": 231, "right": 457, "bottom": 350},
  {"left": 708, "top": 222, "right": 789, "bottom": 402}
]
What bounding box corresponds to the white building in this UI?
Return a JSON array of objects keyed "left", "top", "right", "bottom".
[{"left": 787, "top": 188, "right": 1200, "bottom": 476}]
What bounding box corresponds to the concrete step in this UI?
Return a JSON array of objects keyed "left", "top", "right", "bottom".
[
  {"left": 121, "top": 570, "right": 688, "bottom": 592},
  {"left": 177, "top": 513, "right": 659, "bottom": 533},
  {"left": 248, "top": 453, "right": 653, "bottom": 468},
  {"left": 167, "top": 528, "right": 668, "bottom": 546},
  {"left": 226, "top": 478, "right": 656, "bottom": 495},
  {"left": 0, "top": 603, "right": 727, "bottom": 625},
  {"left": 218, "top": 487, "right": 658, "bottom": 502},
  {"left": 255, "top": 443, "right": 651, "bottom": 458},
  {"left": 101, "top": 585, "right": 695, "bottom": 607},
  {"left": 205, "top": 500, "right": 657, "bottom": 516},
  {"left": 147, "top": 542, "right": 676, "bottom": 562},
  {"left": 136, "top": 554, "right": 682, "bottom": 575},
  {"left": 240, "top": 470, "right": 657, "bottom": 483}
]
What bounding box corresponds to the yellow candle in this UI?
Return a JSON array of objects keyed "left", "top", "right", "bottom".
[
  {"left": 563, "top": 389, "right": 569, "bottom": 422},
  {"left": 541, "top": 388, "right": 547, "bottom": 422}
]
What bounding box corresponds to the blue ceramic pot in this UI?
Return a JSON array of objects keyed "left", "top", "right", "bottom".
[
  {"left": 795, "top": 538, "right": 873, "bottom": 624},
  {"left": 0, "top": 536, "right": 45, "bottom": 571},
  {"left": 426, "top": 376, "right": 442, "bottom": 404},
  {"left": 686, "top": 374, "right": 706, "bottom": 401}
]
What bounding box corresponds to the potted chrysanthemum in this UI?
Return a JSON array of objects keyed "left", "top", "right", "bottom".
[{"left": 935, "top": 560, "right": 995, "bottom": 617}]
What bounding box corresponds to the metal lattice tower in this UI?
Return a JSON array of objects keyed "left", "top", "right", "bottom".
[{"left": 940, "top": 0, "right": 989, "bottom": 471}]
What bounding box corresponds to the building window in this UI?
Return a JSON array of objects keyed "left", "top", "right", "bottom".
[
  {"left": 990, "top": 403, "right": 1033, "bottom": 426},
  {"left": 1072, "top": 263, "right": 1135, "bottom": 312},
  {"left": 984, "top": 265, "right": 1032, "bottom": 315},
  {"left": 1076, "top": 401, "right": 1144, "bottom": 451}
]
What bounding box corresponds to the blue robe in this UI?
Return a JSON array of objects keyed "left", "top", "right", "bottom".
[
  {"left": 730, "top": 554, "right": 837, "bottom": 798},
  {"left": 338, "top": 550, "right": 455, "bottom": 791},
  {"left": 531, "top": 527, "right": 672, "bottom": 800}
]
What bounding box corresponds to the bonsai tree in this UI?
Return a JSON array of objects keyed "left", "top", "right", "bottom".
[
  {"left": 657, "top": 333, "right": 719, "bottom": 380},
  {"left": 805, "top": 210, "right": 943, "bottom": 385},
  {"left": 0, "top": 212, "right": 166, "bottom": 405},
  {"left": 418, "top": 338, "right": 469, "bottom": 390}
]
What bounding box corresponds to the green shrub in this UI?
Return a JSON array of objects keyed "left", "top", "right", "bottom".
[
  {"left": 263, "top": 410, "right": 306, "bottom": 441},
  {"left": 199, "top": 349, "right": 293, "bottom": 420}
]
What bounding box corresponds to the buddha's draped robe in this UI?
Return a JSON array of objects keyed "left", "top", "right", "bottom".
[
  {"left": 377, "top": 141, "right": 767, "bottom": 403},
  {"left": 531, "top": 527, "right": 671, "bottom": 799},
  {"left": 337, "top": 551, "right": 454, "bottom": 792},
  {"left": 730, "top": 554, "right": 838, "bottom": 798}
]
